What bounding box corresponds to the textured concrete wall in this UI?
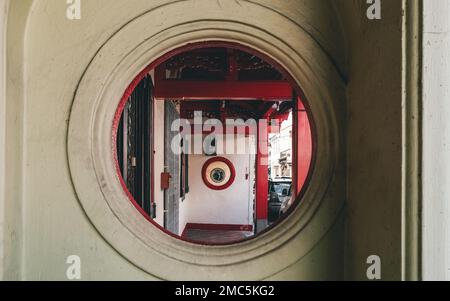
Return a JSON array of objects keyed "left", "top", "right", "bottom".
[
  {"left": 0, "top": 0, "right": 7, "bottom": 280},
  {"left": 1, "top": 0, "right": 34, "bottom": 280},
  {"left": 0, "top": 0, "right": 409, "bottom": 280},
  {"left": 337, "top": 0, "right": 404, "bottom": 280},
  {"left": 4, "top": 0, "right": 346, "bottom": 280}
]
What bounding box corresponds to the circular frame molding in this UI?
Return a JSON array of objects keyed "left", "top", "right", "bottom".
[
  {"left": 201, "top": 157, "right": 236, "bottom": 190},
  {"left": 67, "top": 0, "right": 346, "bottom": 280}
]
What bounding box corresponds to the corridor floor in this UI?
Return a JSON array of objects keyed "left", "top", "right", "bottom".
[{"left": 182, "top": 229, "right": 254, "bottom": 244}]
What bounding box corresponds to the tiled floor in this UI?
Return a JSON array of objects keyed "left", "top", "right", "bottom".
[{"left": 183, "top": 229, "right": 254, "bottom": 244}]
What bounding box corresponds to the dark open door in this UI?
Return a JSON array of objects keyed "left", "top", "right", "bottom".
[
  {"left": 164, "top": 101, "right": 180, "bottom": 234},
  {"left": 116, "top": 74, "right": 154, "bottom": 217}
]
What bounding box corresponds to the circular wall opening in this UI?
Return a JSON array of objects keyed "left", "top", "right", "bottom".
[
  {"left": 67, "top": 1, "right": 346, "bottom": 278},
  {"left": 112, "top": 42, "right": 314, "bottom": 245}
]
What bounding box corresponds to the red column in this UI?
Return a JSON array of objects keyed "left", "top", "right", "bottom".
[
  {"left": 255, "top": 119, "right": 269, "bottom": 230},
  {"left": 293, "top": 96, "right": 312, "bottom": 197}
]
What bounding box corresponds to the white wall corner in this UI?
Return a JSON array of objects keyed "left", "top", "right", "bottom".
[{"left": 422, "top": 0, "right": 450, "bottom": 281}]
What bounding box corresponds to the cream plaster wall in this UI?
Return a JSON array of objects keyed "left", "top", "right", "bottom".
[
  {"left": 336, "top": 0, "right": 405, "bottom": 281},
  {"left": 0, "top": 0, "right": 410, "bottom": 281},
  {"left": 1, "top": 0, "right": 32, "bottom": 280},
  {"left": 0, "top": 0, "right": 7, "bottom": 280}
]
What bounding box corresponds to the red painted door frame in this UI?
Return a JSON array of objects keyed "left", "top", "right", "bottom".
[{"left": 255, "top": 95, "right": 312, "bottom": 229}]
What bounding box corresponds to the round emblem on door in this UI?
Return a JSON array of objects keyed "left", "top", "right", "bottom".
[{"left": 201, "top": 157, "right": 236, "bottom": 190}]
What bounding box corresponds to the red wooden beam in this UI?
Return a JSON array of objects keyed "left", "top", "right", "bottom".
[
  {"left": 154, "top": 80, "right": 293, "bottom": 100},
  {"left": 190, "top": 126, "right": 257, "bottom": 136},
  {"left": 226, "top": 49, "right": 238, "bottom": 81}
]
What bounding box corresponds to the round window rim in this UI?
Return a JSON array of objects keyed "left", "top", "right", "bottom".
[
  {"left": 67, "top": 6, "right": 346, "bottom": 278},
  {"left": 201, "top": 157, "right": 236, "bottom": 190},
  {"left": 111, "top": 41, "right": 315, "bottom": 246}
]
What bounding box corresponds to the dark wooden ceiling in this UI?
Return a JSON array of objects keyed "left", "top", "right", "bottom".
[{"left": 158, "top": 47, "right": 293, "bottom": 120}]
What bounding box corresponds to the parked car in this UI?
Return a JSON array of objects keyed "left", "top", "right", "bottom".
[{"left": 268, "top": 178, "right": 292, "bottom": 223}]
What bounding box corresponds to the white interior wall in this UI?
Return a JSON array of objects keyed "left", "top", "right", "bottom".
[
  {"left": 422, "top": 0, "right": 450, "bottom": 281},
  {"left": 151, "top": 100, "right": 256, "bottom": 233},
  {"left": 178, "top": 190, "right": 189, "bottom": 234},
  {"left": 178, "top": 141, "right": 189, "bottom": 234},
  {"left": 153, "top": 99, "right": 165, "bottom": 227},
  {"left": 184, "top": 135, "right": 255, "bottom": 228}
]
